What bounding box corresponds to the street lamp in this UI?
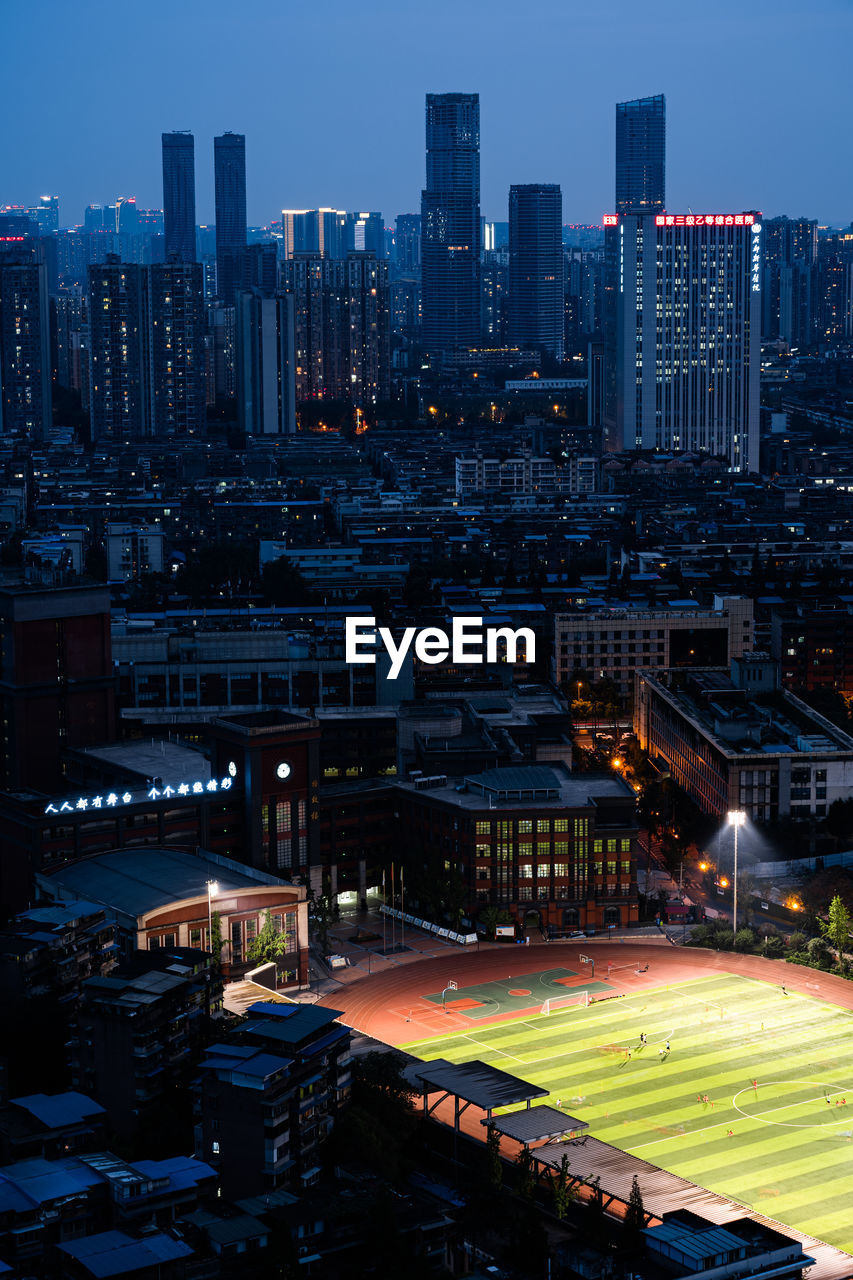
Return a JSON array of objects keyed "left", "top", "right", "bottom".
[
  {"left": 206, "top": 879, "right": 219, "bottom": 952},
  {"left": 727, "top": 811, "right": 747, "bottom": 935}
]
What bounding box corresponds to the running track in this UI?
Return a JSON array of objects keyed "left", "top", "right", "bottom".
[{"left": 318, "top": 941, "right": 853, "bottom": 1044}]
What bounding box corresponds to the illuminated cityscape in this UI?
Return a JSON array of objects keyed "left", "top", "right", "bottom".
[{"left": 1, "top": 1, "right": 853, "bottom": 1277}]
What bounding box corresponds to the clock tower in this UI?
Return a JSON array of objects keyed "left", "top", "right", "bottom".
[{"left": 210, "top": 711, "right": 322, "bottom": 893}]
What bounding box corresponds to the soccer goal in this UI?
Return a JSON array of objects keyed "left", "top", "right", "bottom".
[{"left": 541, "top": 990, "right": 590, "bottom": 1015}]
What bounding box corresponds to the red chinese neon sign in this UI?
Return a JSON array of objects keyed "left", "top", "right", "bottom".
[
  {"left": 655, "top": 214, "right": 756, "bottom": 227},
  {"left": 602, "top": 213, "right": 760, "bottom": 227}
]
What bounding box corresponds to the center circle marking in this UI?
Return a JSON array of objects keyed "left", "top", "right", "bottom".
[{"left": 731, "top": 1080, "right": 853, "bottom": 1129}]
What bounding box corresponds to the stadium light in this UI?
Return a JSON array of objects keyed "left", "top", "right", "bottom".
[{"left": 727, "top": 810, "right": 747, "bottom": 934}]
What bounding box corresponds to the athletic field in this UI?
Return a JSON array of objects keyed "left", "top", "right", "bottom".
[{"left": 402, "top": 971, "right": 853, "bottom": 1252}]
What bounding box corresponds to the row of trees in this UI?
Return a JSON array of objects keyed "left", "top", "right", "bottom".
[{"left": 690, "top": 894, "right": 852, "bottom": 972}]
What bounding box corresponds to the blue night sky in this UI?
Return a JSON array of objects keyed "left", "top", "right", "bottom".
[{"left": 3, "top": 0, "right": 851, "bottom": 228}]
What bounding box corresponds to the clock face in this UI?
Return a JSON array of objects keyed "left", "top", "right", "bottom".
[
  {"left": 276, "top": 761, "right": 292, "bottom": 781},
  {"left": 227, "top": 761, "right": 237, "bottom": 777}
]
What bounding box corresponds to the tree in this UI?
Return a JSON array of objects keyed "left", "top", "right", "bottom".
[
  {"left": 515, "top": 1146, "right": 535, "bottom": 1201},
  {"left": 807, "top": 935, "right": 833, "bottom": 968},
  {"left": 821, "top": 894, "right": 853, "bottom": 968},
  {"left": 733, "top": 927, "right": 756, "bottom": 953},
  {"left": 624, "top": 1174, "right": 645, "bottom": 1238},
  {"left": 478, "top": 904, "right": 512, "bottom": 940},
  {"left": 552, "top": 1154, "right": 572, "bottom": 1220},
  {"left": 788, "top": 931, "right": 807, "bottom": 953},
  {"left": 308, "top": 885, "right": 336, "bottom": 954},
  {"left": 486, "top": 1121, "right": 503, "bottom": 1190},
  {"left": 763, "top": 934, "right": 784, "bottom": 959},
  {"left": 585, "top": 1175, "right": 605, "bottom": 1242},
  {"left": 246, "top": 911, "right": 288, "bottom": 968},
  {"left": 210, "top": 910, "right": 223, "bottom": 965}
]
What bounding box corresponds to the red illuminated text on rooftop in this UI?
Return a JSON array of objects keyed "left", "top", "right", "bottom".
[
  {"left": 602, "top": 214, "right": 759, "bottom": 228},
  {"left": 656, "top": 214, "right": 756, "bottom": 227}
]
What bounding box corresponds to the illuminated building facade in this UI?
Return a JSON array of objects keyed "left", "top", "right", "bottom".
[
  {"left": 281, "top": 254, "right": 390, "bottom": 405},
  {"left": 144, "top": 261, "right": 206, "bottom": 435},
  {"left": 604, "top": 212, "right": 761, "bottom": 472},
  {"left": 0, "top": 237, "right": 52, "bottom": 438},
  {"left": 421, "top": 92, "right": 481, "bottom": 354},
  {"left": 396, "top": 765, "right": 638, "bottom": 933},
  {"left": 88, "top": 256, "right": 145, "bottom": 441}
]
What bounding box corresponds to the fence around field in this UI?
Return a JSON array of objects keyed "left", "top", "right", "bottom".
[{"left": 380, "top": 904, "right": 478, "bottom": 946}]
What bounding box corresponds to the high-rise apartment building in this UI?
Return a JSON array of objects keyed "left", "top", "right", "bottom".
[
  {"left": 241, "top": 242, "right": 278, "bottom": 296},
  {"left": 395, "top": 214, "right": 421, "bottom": 272},
  {"left": 114, "top": 197, "right": 139, "bottom": 235},
  {"left": 235, "top": 289, "right": 296, "bottom": 435},
  {"left": 508, "top": 183, "right": 564, "bottom": 360},
  {"left": 0, "top": 581, "right": 115, "bottom": 795},
  {"left": 761, "top": 216, "right": 818, "bottom": 342},
  {"left": 87, "top": 256, "right": 206, "bottom": 438},
  {"left": 604, "top": 212, "right": 761, "bottom": 471},
  {"left": 161, "top": 132, "right": 196, "bottom": 263},
  {"left": 817, "top": 232, "right": 853, "bottom": 341},
  {"left": 280, "top": 209, "right": 347, "bottom": 259},
  {"left": 0, "top": 240, "right": 52, "bottom": 438},
  {"left": 481, "top": 250, "right": 508, "bottom": 345},
  {"left": 281, "top": 254, "right": 390, "bottom": 405},
  {"left": 615, "top": 95, "right": 665, "bottom": 216},
  {"left": 214, "top": 133, "right": 247, "bottom": 305},
  {"left": 30, "top": 196, "right": 59, "bottom": 233},
  {"left": 88, "top": 255, "right": 145, "bottom": 441},
  {"left": 52, "top": 289, "right": 87, "bottom": 390},
  {"left": 145, "top": 261, "right": 206, "bottom": 434},
  {"left": 421, "top": 92, "right": 481, "bottom": 354},
  {"left": 345, "top": 212, "right": 384, "bottom": 257}
]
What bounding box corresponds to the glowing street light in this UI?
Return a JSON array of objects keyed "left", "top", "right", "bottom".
[
  {"left": 727, "top": 810, "right": 747, "bottom": 935},
  {"left": 206, "top": 879, "right": 219, "bottom": 952}
]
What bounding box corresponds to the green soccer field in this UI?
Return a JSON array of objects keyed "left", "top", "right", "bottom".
[{"left": 402, "top": 972, "right": 853, "bottom": 1252}]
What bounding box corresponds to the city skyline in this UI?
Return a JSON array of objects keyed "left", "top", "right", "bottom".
[{"left": 2, "top": 0, "right": 852, "bottom": 228}]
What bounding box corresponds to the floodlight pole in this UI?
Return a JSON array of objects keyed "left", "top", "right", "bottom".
[
  {"left": 727, "top": 811, "right": 746, "bottom": 936},
  {"left": 733, "top": 822, "right": 739, "bottom": 936}
]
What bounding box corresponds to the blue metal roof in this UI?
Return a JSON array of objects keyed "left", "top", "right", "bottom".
[
  {"left": 58, "top": 1230, "right": 193, "bottom": 1277},
  {"left": 12, "top": 1092, "right": 105, "bottom": 1130}
]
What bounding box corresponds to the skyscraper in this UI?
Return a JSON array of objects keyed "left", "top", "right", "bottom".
[
  {"left": 280, "top": 210, "right": 347, "bottom": 259},
  {"left": 615, "top": 95, "right": 665, "bottom": 216},
  {"left": 32, "top": 195, "right": 59, "bottom": 233},
  {"left": 345, "top": 212, "right": 384, "bottom": 258},
  {"left": 162, "top": 132, "right": 196, "bottom": 263},
  {"left": 88, "top": 255, "right": 145, "bottom": 441},
  {"left": 0, "top": 237, "right": 52, "bottom": 437},
  {"left": 281, "top": 254, "right": 390, "bottom": 405},
  {"left": 606, "top": 211, "right": 761, "bottom": 472},
  {"left": 421, "top": 92, "right": 481, "bottom": 355},
  {"left": 144, "top": 261, "right": 206, "bottom": 434},
  {"left": 235, "top": 290, "right": 296, "bottom": 435},
  {"left": 395, "top": 214, "right": 421, "bottom": 272},
  {"left": 508, "top": 183, "right": 564, "bottom": 360},
  {"left": 762, "top": 216, "right": 818, "bottom": 342},
  {"left": 214, "top": 133, "right": 247, "bottom": 305}
]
